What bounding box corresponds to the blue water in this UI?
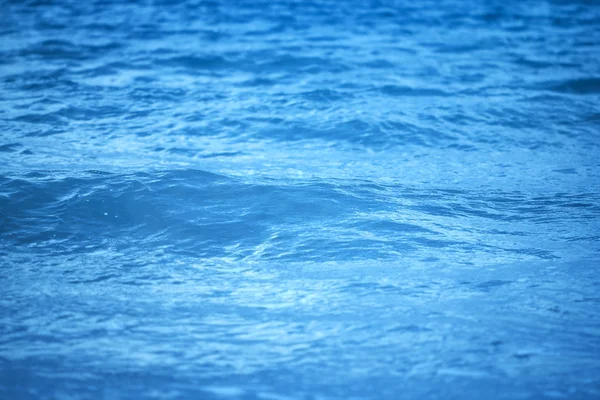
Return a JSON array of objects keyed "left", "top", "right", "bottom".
[{"left": 1, "top": 0, "right": 600, "bottom": 398}]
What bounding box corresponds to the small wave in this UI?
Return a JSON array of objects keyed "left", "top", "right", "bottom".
[
  {"left": 154, "top": 55, "right": 230, "bottom": 71},
  {"left": 2, "top": 170, "right": 596, "bottom": 265},
  {"left": 18, "top": 39, "right": 122, "bottom": 61},
  {"left": 378, "top": 85, "right": 449, "bottom": 97},
  {"left": 259, "top": 54, "right": 349, "bottom": 73},
  {"left": 300, "top": 89, "right": 351, "bottom": 102},
  {"left": 0, "top": 143, "right": 22, "bottom": 153},
  {"left": 542, "top": 77, "right": 600, "bottom": 95}
]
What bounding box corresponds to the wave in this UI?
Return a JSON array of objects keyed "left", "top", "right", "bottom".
[
  {"left": 2, "top": 169, "right": 598, "bottom": 265},
  {"left": 543, "top": 77, "right": 600, "bottom": 95}
]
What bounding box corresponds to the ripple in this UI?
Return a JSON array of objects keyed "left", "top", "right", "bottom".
[{"left": 544, "top": 77, "right": 600, "bottom": 95}]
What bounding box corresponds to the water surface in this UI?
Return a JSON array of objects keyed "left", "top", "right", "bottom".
[{"left": 1, "top": 0, "right": 600, "bottom": 399}]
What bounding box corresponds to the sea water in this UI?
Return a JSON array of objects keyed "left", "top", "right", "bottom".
[{"left": 1, "top": 0, "right": 600, "bottom": 399}]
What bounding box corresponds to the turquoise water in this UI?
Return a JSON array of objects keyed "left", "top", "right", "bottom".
[{"left": 1, "top": 0, "right": 600, "bottom": 399}]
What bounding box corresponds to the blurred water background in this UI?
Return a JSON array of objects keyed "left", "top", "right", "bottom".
[{"left": 1, "top": 0, "right": 600, "bottom": 399}]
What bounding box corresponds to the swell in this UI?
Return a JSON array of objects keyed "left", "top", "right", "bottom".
[{"left": 2, "top": 170, "right": 597, "bottom": 263}]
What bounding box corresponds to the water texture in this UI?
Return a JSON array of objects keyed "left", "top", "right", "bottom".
[{"left": 1, "top": 0, "right": 600, "bottom": 399}]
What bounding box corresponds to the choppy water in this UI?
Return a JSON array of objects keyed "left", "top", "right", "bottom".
[{"left": 1, "top": 0, "right": 600, "bottom": 399}]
